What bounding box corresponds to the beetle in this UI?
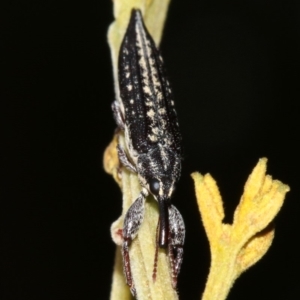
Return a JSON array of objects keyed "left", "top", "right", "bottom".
[{"left": 112, "top": 9, "right": 185, "bottom": 296}]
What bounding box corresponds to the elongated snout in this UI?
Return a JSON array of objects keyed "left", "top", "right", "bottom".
[{"left": 158, "top": 198, "right": 169, "bottom": 248}]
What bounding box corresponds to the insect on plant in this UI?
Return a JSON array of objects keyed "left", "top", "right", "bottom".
[{"left": 112, "top": 9, "right": 185, "bottom": 296}]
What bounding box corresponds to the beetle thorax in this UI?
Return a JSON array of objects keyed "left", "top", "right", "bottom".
[{"left": 136, "top": 146, "right": 181, "bottom": 200}]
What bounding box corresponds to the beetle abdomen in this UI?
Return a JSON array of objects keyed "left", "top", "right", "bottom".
[{"left": 118, "top": 10, "right": 181, "bottom": 156}]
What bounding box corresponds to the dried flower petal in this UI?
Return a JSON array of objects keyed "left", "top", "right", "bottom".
[{"left": 103, "top": 134, "right": 122, "bottom": 188}]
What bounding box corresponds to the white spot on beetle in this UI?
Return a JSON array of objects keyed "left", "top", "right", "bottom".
[
  {"left": 148, "top": 135, "right": 158, "bottom": 142},
  {"left": 147, "top": 109, "right": 155, "bottom": 118},
  {"left": 157, "top": 92, "right": 163, "bottom": 101},
  {"left": 158, "top": 108, "right": 166, "bottom": 115},
  {"left": 143, "top": 86, "right": 152, "bottom": 95},
  {"left": 160, "top": 119, "right": 167, "bottom": 127},
  {"left": 139, "top": 57, "right": 147, "bottom": 70},
  {"left": 152, "top": 127, "right": 159, "bottom": 134}
]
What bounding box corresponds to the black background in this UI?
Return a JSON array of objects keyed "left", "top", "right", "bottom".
[{"left": 2, "top": 0, "right": 300, "bottom": 299}]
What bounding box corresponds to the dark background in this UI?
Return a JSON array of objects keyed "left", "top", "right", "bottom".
[{"left": 2, "top": 0, "right": 299, "bottom": 299}]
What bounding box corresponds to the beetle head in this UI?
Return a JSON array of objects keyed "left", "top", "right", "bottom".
[{"left": 137, "top": 148, "right": 181, "bottom": 247}]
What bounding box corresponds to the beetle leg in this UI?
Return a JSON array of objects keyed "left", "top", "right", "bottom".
[
  {"left": 168, "top": 205, "right": 185, "bottom": 288},
  {"left": 117, "top": 144, "right": 137, "bottom": 173},
  {"left": 122, "top": 189, "right": 148, "bottom": 297},
  {"left": 112, "top": 100, "right": 125, "bottom": 130},
  {"left": 113, "top": 100, "right": 136, "bottom": 173}
]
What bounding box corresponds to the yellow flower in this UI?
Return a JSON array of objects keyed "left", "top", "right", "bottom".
[{"left": 192, "top": 158, "right": 289, "bottom": 300}]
